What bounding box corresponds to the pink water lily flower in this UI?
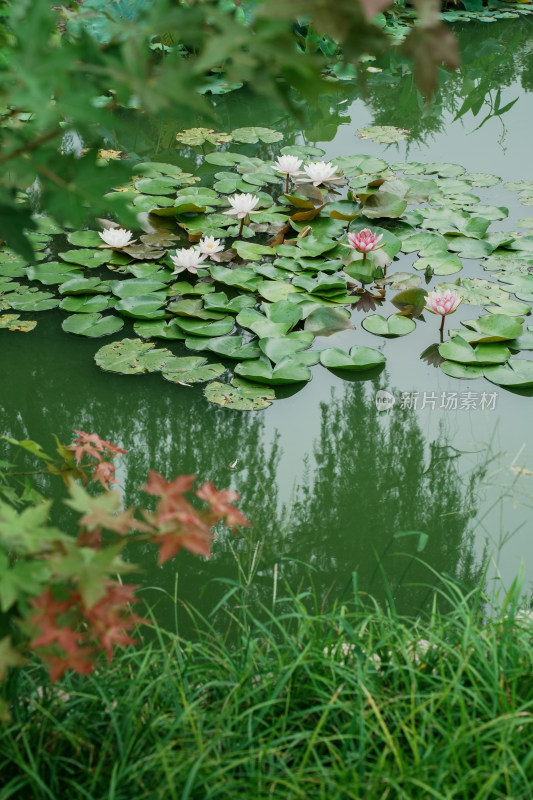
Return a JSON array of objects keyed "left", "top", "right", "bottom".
[
  {"left": 347, "top": 228, "right": 384, "bottom": 255},
  {"left": 425, "top": 289, "right": 462, "bottom": 333}
]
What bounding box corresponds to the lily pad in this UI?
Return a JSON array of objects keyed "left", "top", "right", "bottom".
[
  {"left": 484, "top": 360, "right": 533, "bottom": 388},
  {"left": 26, "top": 262, "right": 82, "bottom": 285},
  {"left": 59, "top": 277, "right": 109, "bottom": 295},
  {"left": 7, "top": 290, "right": 59, "bottom": 312},
  {"left": 235, "top": 355, "right": 312, "bottom": 386},
  {"left": 161, "top": 356, "right": 225, "bottom": 385},
  {"left": 362, "top": 314, "right": 416, "bottom": 338},
  {"left": 175, "top": 128, "right": 233, "bottom": 146},
  {"left": 59, "top": 249, "right": 110, "bottom": 268},
  {"left": 62, "top": 313, "right": 124, "bottom": 338},
  {"left": 114, "top": 294, "right": 167, "bottom": 319},
  {"left": 133, "top": 320, "right": 185, "bottom": 340},
  {"left": 204, "top": 378, "right": 275, "bottom": 411},
  {"left": 303, "top": 307, "right": 354, "bottom": 337},
  {"left": 207, "top": 335, "right": 262, "bottom": 360},
  {"left": 357, "top": 125, "right": 410, "bottom": 143},
  {"left": 0, "top": 314, "right": 36, "bottom": 332},
  {"left": 203, "top": 292, "right": 256, "bottom": 314},
  {"left": 94, "top": 338, "right": 173, "bottom": 375},
  {"left": 438, "top": 336, "right": 510, "bottom": 365},
  {"left": 111, "top": 278, "right": 168, "bottom": 298},
  {"left": 60, "top": 294, "right": 115, "bottom": 314},
  {"left": 231, "top": 127, "right": 283, "bottom": 144},
  {"left": 175, "top": 316, "right": 234, "bottom": 337},
  {"left": 461, "top": 315, "right": 523, "bottom": 343},
  {"left": 259, "top": 332, "right": 314, "bottom": 364},
  {"left": 440, "top": 362, "right": 485, "bottom": 379},
  {"left": 320, "top": 346, "right": 385, "bottom": 371},
  {"left": 67, "top": 230, "right": 105, "bottom": 247}
]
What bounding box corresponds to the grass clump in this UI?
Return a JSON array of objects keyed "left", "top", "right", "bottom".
[{"left": 1, "top": 572, "right": 533, "bottom": 799}]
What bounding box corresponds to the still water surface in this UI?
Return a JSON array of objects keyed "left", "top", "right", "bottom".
[{"left": 2, "top": 19, "right": 533, "bottom": 627}]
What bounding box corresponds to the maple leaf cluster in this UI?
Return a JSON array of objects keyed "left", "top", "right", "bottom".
[
  {"left": 29, "top": 582, "right": 143, "bottom": 681},
  {"left": 68, "top": 430, "right": 127, "bottom": 490},
  {"left": 142, "top": 471, "right": 249, "bottom": 564}
]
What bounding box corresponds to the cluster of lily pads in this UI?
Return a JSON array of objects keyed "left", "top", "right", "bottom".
[{"left": 2, "top": 125, "right": 533, "bottom": 409}]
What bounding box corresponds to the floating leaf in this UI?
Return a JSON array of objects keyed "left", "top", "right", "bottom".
[
  {"left": 438, "top": 336, "right": 510, "bottom": 365},
  {"left": 320, "top": 346, "right": 385, "bottom": 371},
  {"left": 204, "top": 378, "right": 275, "bottom": 411},
  {"left": 440, "top": 362, "right": 484, "bottom": 379},
  {"left": 60, "top": 294, "right": 115, "bottom": 314},
  {"left": 207, "top": 335, "right": 261, "bottom": 360},
  {"left": 59, "top": 249, "right": 110, "bottom": 268},
  {"left": 303, "top": 307, "right": 354, "bottom": 336},
  {"left": 175, "top": 128, "right": 232, "bottom": 146},
  {"left": 233, "top": 241, "right": 274, "bottom": 261},
  {"left": 62, "top": 313, "right": 124, "bottom": 338},
  {"left": 484, "top": 360, "right": 533, "bottom": 388},
  {"left": 235, "top": 355, "right": 312, "bottom": 385},
  {"left": 114, "top": 294, "right": 167, "bottom": 319},
  {"left": 259, "top": 332, "right": 314, "bottom": 364},
  {"left": 0, "top": 314, "right": 36, "bottom": 332},
  {"left": 357, "top": 125, "right": 410, "bottom": 143},
  {"left": 362, "top": 314, "right": 416, "bottom": 337},
  {"left": 231, "top": 127, "right": 283, "bottom": 144},
  {"left": 162, "top": 356, "right": 225, "bottom": 385},
  {"left": 175, "top": 316, "right": 234, "bottom": 337},
  {"left": 461, "top": 315, "right": 523, "bottom": 343},
  {"left": 67, "top": 230, "right": 105, "bottom": 247},
  {"left": 133, "top": 319, "right": 185, "bottom": 339},
  {"left": 94, "top": 338, "right": 173, "bottom": 375},
  {"left": 203, "top": 292, "right": 255, "bottom": 314}
]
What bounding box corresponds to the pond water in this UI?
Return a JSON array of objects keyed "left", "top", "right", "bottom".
[{"left": 3, "top": 18, "right": 533, "bottom": 629}]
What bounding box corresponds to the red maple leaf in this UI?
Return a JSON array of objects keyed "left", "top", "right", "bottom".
[
  {"left": 142, "top": 470, "right": 197, "bottom": 499},
  {"left": 69, "top": 431, "right": 127, "bottom": 464},
  {"left": 92, "top": 461, "right": 117, "bottom": 490},
  {"left": 196, "top": 482, "right": 249, "bottom": 529},
  {"left": 45, "top": 649, "right": 94, "bottom": 681}
]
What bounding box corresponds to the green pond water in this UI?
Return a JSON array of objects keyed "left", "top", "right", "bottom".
[{"left": 2, "top": 18, "right": 533, "bottom": 629}]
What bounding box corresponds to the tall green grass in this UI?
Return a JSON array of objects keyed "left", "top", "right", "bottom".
[{"left": 1, "top": 567, "right": 533, "bottom": 800}]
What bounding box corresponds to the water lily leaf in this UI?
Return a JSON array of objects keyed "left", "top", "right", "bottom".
[
  {"left": 334, "top": 155, "right": 388, "bottom": 176},
  {"left": 401, "top": 231, "right": 447, "bottom": 254},
  {"left": 59, "top": 249, "right": 110, "bottom": 268},
  {"left": 438, "top": 336, "right": 510, "bottom": 365},
  {"left": 486, "top": 299, "right": 531, "bottom": 317},
  {"left": 94, "top": 338, "right": 173, "bottom": 374},
  {"left": 257, "top": 280, "right": 300, "bottom": 303},
  {"left": 60, "top": 294, "right": 115, "bottom": 314},
  {"left": 111, "top": 278, "right": 167, "bottom": 297},
  {"left": 114, "top": 294, "right": 167, "bottom": 319},
  {"left": 233, "top": 241, "right": 274, "bottom": 261},
  {"left": 413, "top": 253, "right": 462, "bottom": 275},
  {"left": 167, "top": 298, "right": 224, "bottom": 320},
  {"left": 484, "top": 360, "right": 533, "bottom": 388},
  {"left": 133, "top": 319, "right": 185, "bottom": 340},
  {"left": 236, "top": 308, "right": 292, "bottom": 338},
  {"left": 207, "top": 335, "right": 261, "bottom": 360},
  {"left": 231, "top": 127, "right": 283, "bottom": 144},
  {"left": 362, "top": 314, "right": 416, "bottom": 337},
  {"left": 508, "top": 328, "right": 533, "bottom": 351},
  {"left": 363, "top": 191, "right": 407, "bottom": 219},
  {"left": 259, "top": 332, "right": 314, "bottom": 364},
  {"left": 175, "top": 128, "right": 232, "bottom": 146},
  {"left": 293, "top": 273, "right": 347, "bottom": 296},
  {"left": 466, "top": 173, "right": 501, "bottom": 188},
  {"left": 461, "top": 315, "right": 523, "bottom": 342},
  {"left": 344, "top": 260, "right": 378, "bottom": 285},
  {"left": 509, "top": 236, "right": 533, "bottom": 252},
  {"left": 162, "top": 356, "right": 225, "bottom": 385},
  {"left": 357, "top": 125, "right": 410, "bottom": 143},
  {"left": 134, "top": 177, "right": 181, "bottom": 196},
  {"left": 175, "top": 316, "right": 234, "bottom": 337},
  {"left": 204, "top": 377, "right": 275, "bottom": 410},
  {"left": 235, "top": 355, "right": 311, "bottom": 385},
  {"left": 7, "top": 290, "right": 60, "bottom": 312},
  {"left": 320, "top": 346, "right": 385, "bottom": 371},
  {"left": 132, "top": 162, "right": 188, "bottom": 178},
  {"left": 59, "top": 277, "right": 109, "bottom": 295},
  {"left": 204, "top": 151, "right": 255, "bottom": 167},
  {"left": 171, "top": 281, "right": 215, "bottom": 297},
  {"left": 303, "top": 307, "right": 353, "bottom": 336},
  {"left": 26, "top": 262, "right": 82, "bottom": 285},
  {"left": 67, "top": 230, "right": 104, "bottom": 247},
  {"left": 445, "top": 237, "right": 493, "bottom": 259},
  {"left": 0, "top": 314, "right": 36, "bottom": 332},
  {"left": 281, "top": 145, "right": 325, "bottom": 159},
  {"left": 210, "top": 265, "right": 261, "bottom": 292},
  {"left": 383, "top": 177, "right": 437, "bottom": 203},
  {"left": 440, "top": 361, "right": 485, "bottom": 379},
  {"left": 202, "top": 292, "right": 255, "bottom": 314},
  {"left": 295, "top": 236, "right": 339, "bottom": 258},
  {"left": 133, "top": 195, "right": 176, "bottom": 212},
  {"left": 62, "top": 313, "right": 124, "bottom": 338},
  {"left": 261, "top": 299, "right": 302, "bottom": 328}
]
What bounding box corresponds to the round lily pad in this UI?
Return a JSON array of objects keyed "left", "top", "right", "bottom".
[
  {"left": 62, "top": 313, "right": 124, "bottom": 338},
  {"left": 133, "top": 320, "right": 185, "bottom": 340},
  {"left": 60, "top": 294, "right": 115, "bottom": 314},
  {"left": 162, "top": 356, "right": 225, "bottom": 385},
  {"left": 94, "top": 338, "right": 173, "bottom": 374},
  {"left": 235, "top": 356, "right": 312, "bottom": 386},
  {"left": 207, "top": 336, "right": 261, "bottom": 360},
  {"left": 440, "top": 362, "right": 485, "bottom": 379},
  {"left": 362, "top": 314, "right": 416, "bottom": 338},
  {"left": 320, "top": 346, "right": 385, "bottom": 371},
  {"left": 204, "top": 378, "right": 275, "bottom": 411},
  {"left": 484, "top": 360, "right": 533, "bottom": 388},
  {"left": 114, "top": 294, "right": 167, "bottom": 319},
  {"left": 231, "top": 127, "right": 283, "bottom": 144}
]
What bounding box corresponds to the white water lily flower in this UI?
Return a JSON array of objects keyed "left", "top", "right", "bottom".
[
  {"left": 99, "top": 228, "right": 134, "bottom": 248},
  {"left": 222, "top": 193, "right": 261, "bottom": 220},
  {"left": 274, "top": 154, "right": 303, "bottom": 175},
  {"left": 300, "top": 161, "right": 339, "bottom": 187},
  {"left": 170, "top": 247, "right": 207, "bottom": 275},
  {"left": 198, "top": 236, "right": 224, "bottom": 256}
]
